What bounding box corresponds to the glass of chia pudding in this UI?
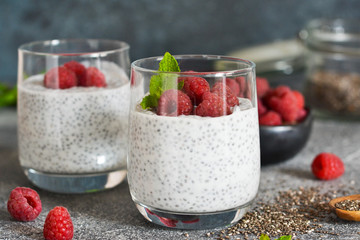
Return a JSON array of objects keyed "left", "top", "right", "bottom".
[
  {"left": 128, "top": 53, "right": 260, "bottom": 229},
  {"left": 17, "top": 39, "right": 131, "bottom": 193}
]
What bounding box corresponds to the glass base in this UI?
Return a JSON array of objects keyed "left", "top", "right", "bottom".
[
  {"left": 134, "top": 200, "right": 253, "bottom": 230},
  {"left": 23, "top": 167, "right": 127, "bottom": 194}
]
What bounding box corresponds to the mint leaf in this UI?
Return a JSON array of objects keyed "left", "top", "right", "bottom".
[
  {"left": 178, "top": 79, "right": 184, "bottom": 90},
  {"left": 140, "top": 95, "right": 158, "bottom": 109},
  {"left": 149, "top": 75, "right": 163, "bottom": 99},
  {"left": 140, "top": 52, "right": 181, "bottom": 109},
  {"left": 161, "top": 73, "right": 179, "bottom": 91},
  {"left": 260, "top": 234, "right": 270, "bottom": 240},
  {"left": 276, "top": 236, "right": 292, "bottom": 240},
  {"left": 159, "top": 52, "right": 180, "bottom": 72},
  {"left": 0, "top": 84, "right": 7, "bottom": 92},
  {"left": 0, "top": 84, "right": 17, "bottom": 107}
]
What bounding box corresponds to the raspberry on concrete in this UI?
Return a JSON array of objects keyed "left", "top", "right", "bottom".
[
  {"left": 44, "top": 67, "right": 77, "bottom": 89},
  {"left": 311, "top": 152, "right": 345, "bottom": 180},
  {"left": 43, "top": 206, "right": 74, "bottom": 240},
  {"left": 195, "top": 92, "right": 230, "bottom": 117},
  {"left": 211, "top": 81, "right": 239, "bottom": 108},
  {"left": 7, "top": 187, "right": 42, "bottom": 221},
  {"left": 259, "top": 111, "right": 282, "bottom": 126},
  {"left": 157, "top": 89, "right": 193, "bottom": 116},
  {"left": 180, "top": 76, "right": 210, "bottom": 105}
]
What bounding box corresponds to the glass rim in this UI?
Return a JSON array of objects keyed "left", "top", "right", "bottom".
[
  {"left": 18, "top": 39, "right": 130, "bottom": 56},
  {"left": 131, "top": 54, "right": 256, "bottom": 76}
]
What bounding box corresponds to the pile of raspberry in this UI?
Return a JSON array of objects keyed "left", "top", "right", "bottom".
[
  {"left": 157, "top": 72, "right": 243, "bottom": 117},
  {"left": 43, "top": 61, "right": 106, "bottom": 89},
  {"left": 7, "top": 187, "right": 74, "bottom": 240},
  {"left": 256, "top": 77, "right": 307, "bottom": 126}
]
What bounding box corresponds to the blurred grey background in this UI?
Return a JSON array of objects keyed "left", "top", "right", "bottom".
[{"left": 1, "top": 0, "right": 360, "bottom": 85}]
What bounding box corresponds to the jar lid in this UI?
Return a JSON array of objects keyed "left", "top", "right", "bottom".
[{"left": 299, "top": 18, "right": 360, "bottom": 55}]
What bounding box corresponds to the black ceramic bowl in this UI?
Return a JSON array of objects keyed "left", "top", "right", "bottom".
[{"left": 260, "top": 108, "right": 313, "bottom": 165}]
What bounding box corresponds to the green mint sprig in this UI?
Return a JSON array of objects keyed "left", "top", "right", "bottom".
[
  {"left": 140, "top": 52, "right": 182, "bottom": 109},
  {"left": 260, "top": 234, "right": 292, "bottom": 240},
  {"left": 0, "top": 83, "right": 17, "bottom": 108}
]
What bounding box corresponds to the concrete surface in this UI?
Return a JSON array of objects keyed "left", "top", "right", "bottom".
[{"left": 1, "top": 108, "right": 360, "bottom": 239}]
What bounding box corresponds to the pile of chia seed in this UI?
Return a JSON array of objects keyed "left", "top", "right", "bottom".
[
  {"left": 206, "top": 187, "right": 351, "bottom": 240},
  {"left": 306, "top": 71, "right": 360, "bottom": 115}
]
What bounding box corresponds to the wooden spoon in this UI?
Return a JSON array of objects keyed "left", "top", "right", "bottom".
[{"left": 329, "top": 194, "right": 360, "bottom": 221}]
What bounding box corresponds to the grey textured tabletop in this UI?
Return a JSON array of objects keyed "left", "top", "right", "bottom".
[{"left": 1, "top": 107, "right": 360, "bottom": 240}]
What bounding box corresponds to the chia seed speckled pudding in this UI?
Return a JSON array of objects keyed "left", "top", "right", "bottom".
[
  {"left": 18, "top": 66, "right": 130, "bottom": 174},
  {"left": 128, "top": 98, "right": 260, "bottom": 213}
]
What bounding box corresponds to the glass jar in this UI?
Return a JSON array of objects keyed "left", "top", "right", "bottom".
[
  {"left": 301, "top": 19, "right": 360, "bottom": 119},
  {"left": 128, "top": 54, "right": 260, "bottom": 229},
  {"left": 17, "top": 39, "right": 130, "bottom": 193}
]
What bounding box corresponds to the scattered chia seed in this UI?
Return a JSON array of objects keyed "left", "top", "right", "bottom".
[
  {"left": 208, "top": 187, "right": 349, "bottom": 239},
  {"left": 335, "top": 199, "right": 360, "bottom": 211}
]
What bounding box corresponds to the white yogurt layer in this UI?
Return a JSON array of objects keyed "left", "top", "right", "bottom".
[
  {"left": 18, "top": 65, "right": 130, "bottom": 174},
  {"left": 128, "top": 98, "right": 260, "bottom": 213}
]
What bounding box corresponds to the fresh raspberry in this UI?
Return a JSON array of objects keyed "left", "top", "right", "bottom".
[
  {"left": 211, "top": 81, "right": 239, "bottom": 108},
  {"left": 43, "top": 206, "right": 74, "bottom": 240},
  {"left": 44, "top": 67, "right": 77, "bottom": 89},
  {"left": 145, "top": 209, "right": 178, "bottom": 227},
  {"left": 130, "top": 69, "right": 136, "bottom": 86},
  {"left": 64, "top": 61, "right": 86, "bottom": 86},
  {"left": 264, "top": 86, "right": 299, "bottom": 123},
  {"left": 235, "top": 76, "right": 247, "bottom": 97},
  {"left": 264, "top": 85, "right": 291, "bottom": 100},
  {"left": 259, "top": 111, "right": 282, "bottom": 126},
  {"left": 225, "top": 78, "right": 241, "bottom": 96},
  {"left": 181, "top": 218, "right": 200, "bottom": 224},
  {"left": 293, "top": 90, "right": 305, "bottom": 109},
  {"left": 179, "top": 76, "right": 210, "bottom": 105},
  {"left": 181, "top": 70, "right": 199, "bottom": 74},
  {"left": 157, "top": 89, "right": 193, "bottom": 116},
  {"left": 311, "top": 153, "right": 345, "bottom": 180},
  {"left": 256, "top": 77, "right": 270, "bottom": 98},
  {"left": 296, "top": 108, "right": 308, "bottom": 122},
  {"left": 195, "top": 92, "right": 230, "bottom": 117},
  {"left": 7, "top": 187, "right": 42, "bottom": 221},
  {"left": 84, "top": 67, "right": 107, "bottom": 87},
  {"left": 257, "top": 98, "right": 267, "bottom": 116}
]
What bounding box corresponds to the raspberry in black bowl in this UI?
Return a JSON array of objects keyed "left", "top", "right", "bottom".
[{"left": 256, "top": 78, "right": 313, "bottom": 165}]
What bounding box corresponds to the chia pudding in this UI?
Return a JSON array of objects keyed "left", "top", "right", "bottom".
[
  {"left": 18, "top": 63, "right": 130, "bottom": 174},
  {"left": 128, "top": 98, "right": 260, "bottom": 213}
]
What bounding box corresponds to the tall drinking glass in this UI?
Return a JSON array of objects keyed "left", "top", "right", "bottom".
[
  {"left": 128, "top": 55, "right": 260, "bottom": 229},
  {"left": 17, "top": 39, "right": 130, "bottom": 193}
]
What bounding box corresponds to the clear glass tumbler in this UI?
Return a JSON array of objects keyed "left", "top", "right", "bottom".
[
  {"left": 128, "top": 55, "right": 260, "bottom": 229},
  {"left": 17, "top": 39, "right": 130, "bottom": 193}
]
